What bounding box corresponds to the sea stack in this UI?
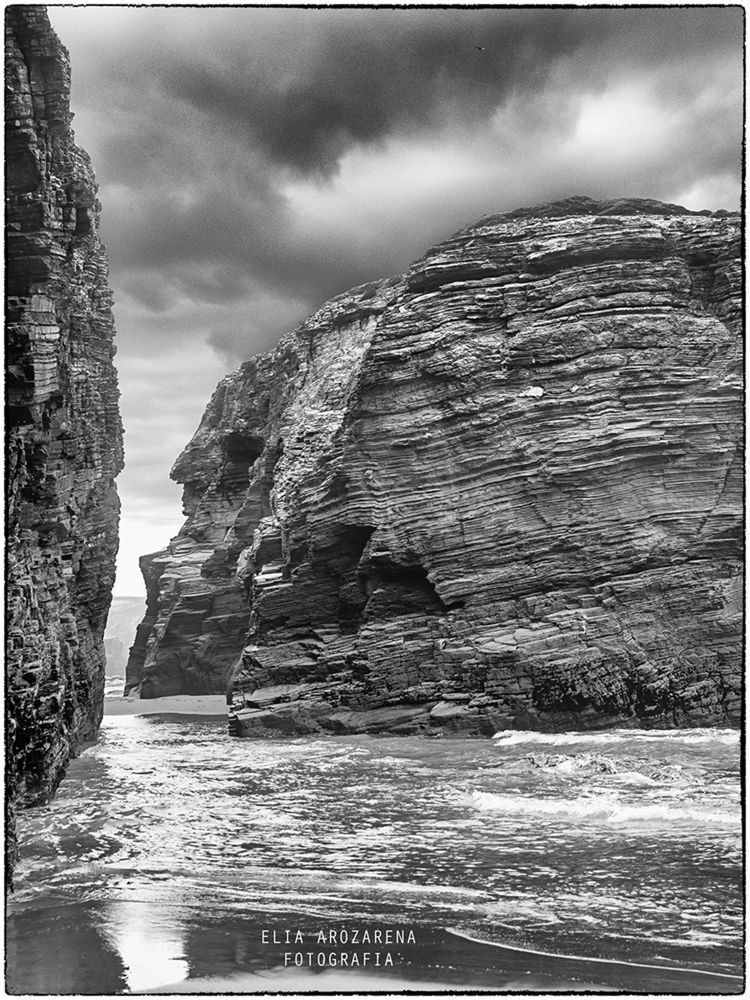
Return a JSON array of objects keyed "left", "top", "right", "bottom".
[
  {"left": 127, "top": 196, "right": 741, "bottom": 735},
  {"left": 5, "top": 6, "right": 123, "bottom": 875}
]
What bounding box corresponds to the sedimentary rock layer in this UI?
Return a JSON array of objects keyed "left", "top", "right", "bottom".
[
  {"left": 128, "top": 196, "right": 741, "bottom": 736},
  {"left": 6, "top": 6, "right": 123, "bottom": 872}
]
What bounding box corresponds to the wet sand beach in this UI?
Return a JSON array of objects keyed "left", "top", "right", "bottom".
[
  {"left": 7, "top": 706, "right": 742, "bottom": 995},
  {"left": 6, "top": 900, "right": 742, "bottom": 995},
  {"left": 103, "top": 694, "right": 228, "bottom": 717}
]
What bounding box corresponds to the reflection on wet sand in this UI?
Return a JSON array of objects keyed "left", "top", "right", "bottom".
[
  {"left": 100, "top": 901, "right": 189, "bottom": 992},
  {"left": 6, "top": 715, "right": 742, "bottom": 995},
  {"left": 6, "top": 899, "right": 743, "bottom": 996}
]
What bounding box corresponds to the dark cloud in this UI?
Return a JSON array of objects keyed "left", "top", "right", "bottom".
[
  {"left": 158, "top": 7, "right": 741, "bottom": 174},
  {"left": 78, "top": 5, "right": 742, "bottom": 326},
  {"left": 46, "top": 4, "right": 743, "bottom": 594},
  {"left": 82, "top": 6, "right": 742, "bottom": 319}
]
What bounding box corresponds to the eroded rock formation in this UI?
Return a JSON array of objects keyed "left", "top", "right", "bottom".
[
  {"left": 6, "top": 6, "right": 123, "bottom": 873},
  {"left": 128, "top": 196, "right": 741, "bottom": 736}
]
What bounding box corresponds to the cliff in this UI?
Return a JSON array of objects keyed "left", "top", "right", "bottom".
[
  {"left": 126, "top": 196, "right": 741, "bottom": 736},
  {"left": 6, "top": 6, "right": 123, "bottom": 873},
  {"left": 104, "top": 596, "right": 148, "bottom": 682}
]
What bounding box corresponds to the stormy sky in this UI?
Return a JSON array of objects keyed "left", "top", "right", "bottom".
[{"left": 46, "top": 4, "right": 743, "bottom": 596}]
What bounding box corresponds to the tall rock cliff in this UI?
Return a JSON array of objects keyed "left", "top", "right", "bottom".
[
  {"left": 127, "top": 197, "right": 741, "bottom": 735},
  {"left": 6, "top": 6, "right": 123, "bottom": 873}
]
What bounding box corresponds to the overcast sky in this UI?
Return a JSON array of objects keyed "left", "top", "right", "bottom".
[{"left": 46, "top": 3, "right": 743, "bottom": 597}]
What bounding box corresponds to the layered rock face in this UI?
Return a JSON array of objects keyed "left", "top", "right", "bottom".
[
  {"left": 128, "top": 196, "right": 741, "bottom": 736},
  {"left": 6, "top": 6, "right": 123, "bottom": 870}
]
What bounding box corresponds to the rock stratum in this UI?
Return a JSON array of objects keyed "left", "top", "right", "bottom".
[
  {"left": 127, "top": 196, "right": 741, "bottom": 737},
  {"left": 6, "top": 6, "right": 123, "bottom": 874}
]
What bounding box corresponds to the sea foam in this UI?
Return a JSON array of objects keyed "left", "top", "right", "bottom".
[
  {"left": 492, "top": 728, "right": 739, "bottom": 747},
  {"left": 463, "top": 790, "right": 739, "bottom": 826}
]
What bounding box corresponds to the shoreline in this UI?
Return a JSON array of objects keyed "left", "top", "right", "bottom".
[
  {"left": 103, "top": 694, "right": 742, "bottom": 741},
  {"left": 11, "top": 713, "right": 741, "bottom": 995},
  {"left": 446, "top": 926, "right": 744, "bottom": 984},
  {"left": 7, "top": 899, "right": 742, "bottom": 994},
  {"left": 104, "top": 694, "right": 227, "bottom": 717}
]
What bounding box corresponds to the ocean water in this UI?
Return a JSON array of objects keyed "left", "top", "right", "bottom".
[{"left": 6, "top": 697, "right": 743, "bottom": 996}]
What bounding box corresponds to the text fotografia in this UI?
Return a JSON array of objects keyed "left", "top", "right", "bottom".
[{"left": 261, "top": 927, "right": 417, "bottom": 968}]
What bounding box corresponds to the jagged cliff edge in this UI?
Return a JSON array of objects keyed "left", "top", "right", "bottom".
[
  {"left": 126, "top": 196, "right": 741, "bottom": 737},
  {"left": 6, "top": 6, "right": 123, "bottom": 877}
]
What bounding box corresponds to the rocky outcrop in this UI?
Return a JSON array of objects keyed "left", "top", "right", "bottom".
[
  {"left": 6, "top": 6, "right": 123, "bottom": 875},
  {"left": 128, "top": 197, "right": 741, "bottom": 736}
]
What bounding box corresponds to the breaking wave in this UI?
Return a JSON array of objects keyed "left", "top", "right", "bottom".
[
  {"left": 492, "top": 728, "right": 739, "bottom": 746},
  {"left": 9, "top": 717, "right": 742, "bottom": 992},
  {"left": 496, "top": 751, "right": 707, "bottom": 786},
  {"left": 463, "top": 790, "right": 739, "bottom": 827}
]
